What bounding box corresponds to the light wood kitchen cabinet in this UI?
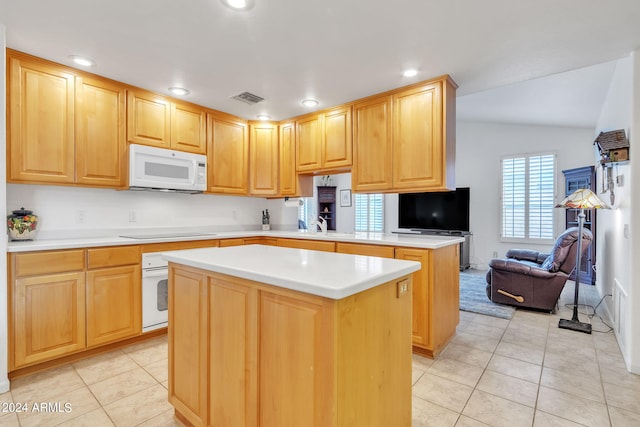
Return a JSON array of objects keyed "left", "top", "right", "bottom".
[
  {"left": 8, "top": 51, "right": 75, "bottom": 184},
  {"left": 218, "top": 238, "right": 246, "bottom": 247},
  {"left": 168, "top": 267, "right": 209, "bottom": 426},
  {"left": 9, "top": 245, "right": 143, "bottom": 370},
  {"left": 395, "top": 244, "right": 459, "bottom": 357},
  {"left": 249, "top": 121, "right": 279, "bottom": 196},
  {"left": 127, "top": 89, "right": 172, "bottom": 149},
  {"left": 276, "top": 238, "right": 336, "bottom": 252},
  {"left": 172, "top": 102, "right": 207, "bottom": 154},
  {"left": 7, "top": 49, "right": 128, "bottom": 188},
  {"left": 336, "top": 242, "right": 395, "bottom": 258},
  {"left": 207, "top": 112, "right": 249, "bottom": 195},
  {"left": 86, "top": 246, "right": 142, "bottom": 347},
  {"left": 76, "top": 75, "right": 127, "bottom": 187},
  {"left": 352, "top": 76, "right": 457, "bottom": 193},
  {"left": 279, "top": 121, "right": 313, "bottom": 197},
  {"left": 351, "top": 95, "right": 393, "bottom": 192},
  {"left": 10, "top": 249, "right": 87, "bottom": 369},
  {"left": 322, "top": 105, "right": 352, "bottom": 170},
  {"left": 127, "top": 89, "right": 206, "bottom": 154},
  {"left": 295, "top": 106, "right": 352, "bottom": 174},
  {"left": 296, "top": 113, "right": 323, "bottom": 172},
  {"left": 169, "top": 263, "right": 411, "bottom": 426}
]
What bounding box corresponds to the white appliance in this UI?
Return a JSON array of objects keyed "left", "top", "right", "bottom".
[
  {"left": 129, "top": 144, "right": 207, "bottom": 193},
  {"left": 142, "top": 252, "right": 169, "bottom": 332}
]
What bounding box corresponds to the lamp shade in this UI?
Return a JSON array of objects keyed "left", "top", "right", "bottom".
[{"left": 556, "top": 188, "right": 610, "bottom": 210}]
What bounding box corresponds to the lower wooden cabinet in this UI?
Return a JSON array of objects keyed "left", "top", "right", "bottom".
[
  {"left": 13, "top": 272, "right": 86, "bottom": 368},
  {"left": 276, "top": 238, "right": 336, "bottom": 252},
  {"left": 169, "top": 264, "right": 412, "bottom": 427},
  {"left": 86, "top": 264, "right": 141, "bottom": 347},
  {"left": 395, "top": 244, "right": 460, "bottom": 357},
  {"left": 9, "top": 246, "right": 142, "bottom": 370}
]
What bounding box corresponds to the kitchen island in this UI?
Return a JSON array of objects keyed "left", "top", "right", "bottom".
[{"left": 163, "top": 244, "right": 421, "bottom": 427}]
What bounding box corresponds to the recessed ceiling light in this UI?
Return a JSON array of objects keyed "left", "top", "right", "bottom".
[
  {"left": 301, "top": 99, "right": 319, "bottom": 107},
  {"left": 403, "top": 69, "right": 418, "bottom": 77},
  {"left": 221, "top": 0, "right": 254, "bottom": 11},
  {"left": 69, "top": 55, "right": 95, "bottom": 67},
  {"left": 168, "top": 87, "right": 190, "bottom": 96},
  {"left": 257, "top": 114, "right": 271, "bottom": 121}
]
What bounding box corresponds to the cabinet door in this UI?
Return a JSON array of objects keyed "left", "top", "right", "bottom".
[
  {"left": 392, "top": 82, "right": 444, "bottom": 190},
  {"left": 394, "top": 248, "right": 430, "bottom": 347},
  {"left": 296, "top": 114, "right": 322, "bottom": 172},
  {"left": 8, "top": 53, "right": 75, "bottom": 184},
  {"left": 351, "top": 96, "right": 393, "bottom": 192},
  {"left": 207, "top": 113, "right": 249, "bottom": 194},
  {"left": 76, "top": 76, "right": 127, "bottom": 187},
  {"left": 322, "top": 105, "right": 352, "bottom": 170},
  {"left": 249, "top": 122, "right": 279, "bottom": 196},
  {"left": 168, "top": 266, "right": 208, "bottom": 426},
  {"left": 172, "top": 102, "right": 206, "bottom": 154},
  {"left": 86, "top": 265, "right": 141, "bottom": 347},
  {"left": 13, "top": 272, "right": 86, "bottom": 368},
  {"left": 279, "top": 121, "right": 297, "bottom": 196},
  {"left": 127, "top": 89, "right": 172, "bottom": 149},
  {"left": 259, "top": 291, "right": 333, "bottom": 427},
  {"left": 209, "top": 275, "right": 258, "bottom": 426}
]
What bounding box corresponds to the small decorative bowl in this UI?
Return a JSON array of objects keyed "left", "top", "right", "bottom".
[{"left": 7, "top": 207, "right": 38, "bottom": 241}]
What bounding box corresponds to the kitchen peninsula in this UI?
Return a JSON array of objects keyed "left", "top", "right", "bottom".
[{"left": 163, "top": 244, "right": 421, "bottom": 426}]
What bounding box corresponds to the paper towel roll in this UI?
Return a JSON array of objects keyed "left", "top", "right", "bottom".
[{"left": 284, "top": 198, "right": 303, "bottom": 208}]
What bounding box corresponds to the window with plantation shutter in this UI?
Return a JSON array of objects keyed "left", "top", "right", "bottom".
[
  {"left": 355, "top": 194, "right": 384, "bottom": 232},
  {"left": 501, "top": 153, "right": 555, "bottom": 242}
]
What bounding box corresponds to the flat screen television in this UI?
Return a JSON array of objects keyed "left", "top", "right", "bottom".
[{"left": 398, "top": 188, "right": 470, "bottom": 233}]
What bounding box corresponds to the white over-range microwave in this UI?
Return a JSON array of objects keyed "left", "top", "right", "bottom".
[{"left": 129, "top": 144, "right": 207, "bottom": 193}]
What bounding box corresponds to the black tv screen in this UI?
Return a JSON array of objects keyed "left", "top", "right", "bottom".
[{"left": 398, "top": 188, "right": 470, "bottom": 233}]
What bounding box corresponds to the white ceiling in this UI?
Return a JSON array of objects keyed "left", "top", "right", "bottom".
[{"left": 1, "top": 0, "right": 639, "bottom": 124}]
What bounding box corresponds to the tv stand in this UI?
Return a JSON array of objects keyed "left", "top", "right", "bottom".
[{"left": 409, "top": 230, "right": 471, "bottom": 271}]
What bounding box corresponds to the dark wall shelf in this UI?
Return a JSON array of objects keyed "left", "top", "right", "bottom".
[
  {"left": 562, "top": 166, "right": 596, "bottom": 285},
  {"left": 317, "top": 186, "right": 337, "bottom": 231}
]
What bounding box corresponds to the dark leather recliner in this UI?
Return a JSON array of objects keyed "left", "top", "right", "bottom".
[{"left": 485, "top": 227, "right": 593, "bottom": 312}]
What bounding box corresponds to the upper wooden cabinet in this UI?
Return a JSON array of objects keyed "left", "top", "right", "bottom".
[
  {"left": 76, "top": 76, "right": 127, "bottom": 187},
  {"left": 279, "top": 121, "right": 312, "bottom": 198},
  {"left": 7, "top": 50, "right": 127, "bottom": 188},
  {"left": 127, "top": 89, "right": 206, "bottom": 154},
  {"left": 207, "top": 112, "right": 249, "bottom": 195},
  {"left": 249, "top": 121, "right": 279, "bottom": 196},
  {"left": 295, "top": 105, "right": 352, "bottom": 173},
  {"left": 8, "top": 52, "right": 75, "bottom": 184},
  {"left": 352, "top": 76, "right": 457, "bottom": 193},
  {"left": 351, "top": 95, "right": 393, "bottom": 192}
]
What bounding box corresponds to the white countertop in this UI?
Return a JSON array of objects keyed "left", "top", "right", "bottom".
[
  {"left": 163, "top": 245, "right": 421, "bottom": 299},
  {"left": 6, "top": 229, "right": 465, "bottom": 252}
]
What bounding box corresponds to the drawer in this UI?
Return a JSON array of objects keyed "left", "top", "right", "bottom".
[
  {"left": 276, "top": 239, "right": 335, "bottom": 252},
  {"left": 336, "top": 242, "right": 395, "bottom": 258},
  {"left": 142, "top": 240, "right": 218, "bottom": 253},
  {"left": 14, "top": 250, "right": 85, "bottom": 277},
  {"left": 87, "top": 246, "right": 141, "bottom": 269}
]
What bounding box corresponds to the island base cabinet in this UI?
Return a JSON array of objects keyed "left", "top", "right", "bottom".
[{"left": 168, "top": 264, "right": 412, "bottom": 427}]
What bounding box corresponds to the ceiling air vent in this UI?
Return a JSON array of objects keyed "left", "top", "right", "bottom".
[{"left": 231, "top": 91, "right": 264, "bottom": 105}]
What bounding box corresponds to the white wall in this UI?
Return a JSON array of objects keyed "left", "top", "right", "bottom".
[
  {"left": 630, "top": 51, "right": 640, "bottom": 374},
  {"left": 592, "top": 55, "right": 634, "bottom": 369},
  {"left": 0, "top": 24, "right": 9, "bottom": 392},
  {"left": 6, "top": 185, "right": 304, "bottom": 238},
  {"left": 454, "top": 122, "right": 595, "bottom": 269}
]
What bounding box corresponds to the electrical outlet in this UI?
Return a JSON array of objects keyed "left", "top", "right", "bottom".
[
  {"left": 396, "top": 280, "right": 409, "bottom": 298},
  {"left": 76, "top": 210, "right": 86, "bottom": 224},
  {"left": 129, "top": 210, "right": 137, "bottom": 223},
  {"left": 492, "top": 251, "right": 498, "bottom": 258}
]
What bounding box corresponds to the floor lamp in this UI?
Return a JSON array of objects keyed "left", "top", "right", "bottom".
[{"left": 555, "top": 188, "right": 609, "bottom": 334}]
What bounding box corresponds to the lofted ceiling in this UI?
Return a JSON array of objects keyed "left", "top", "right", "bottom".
[{"left": 1, "top": 0, "right": 640, "bottom": 124}]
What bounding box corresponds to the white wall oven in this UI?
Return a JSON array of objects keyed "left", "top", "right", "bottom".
[{"left": 141, "top": 253, "right": 169, "bottom": 332}]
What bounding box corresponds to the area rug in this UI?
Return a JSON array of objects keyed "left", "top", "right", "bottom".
[{"left": 459, "top": 271, "right": 516, "bottom": 319}]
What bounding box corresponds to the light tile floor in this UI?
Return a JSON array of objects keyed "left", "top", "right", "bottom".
[{"left": 1, "top": 276, "right": 639, "bottom": 426}]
